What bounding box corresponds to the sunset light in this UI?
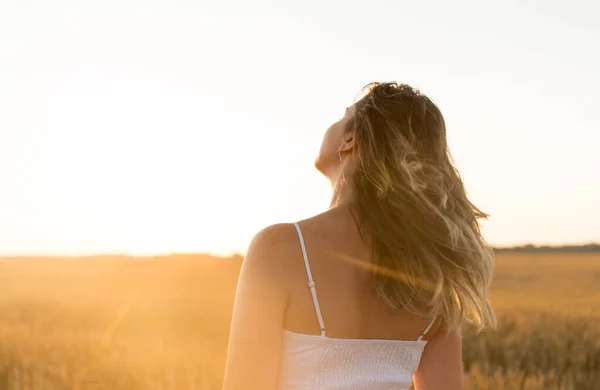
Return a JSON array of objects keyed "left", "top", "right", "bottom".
[{"left": 1, "top": 2, "right": 598, "bottom": 256}]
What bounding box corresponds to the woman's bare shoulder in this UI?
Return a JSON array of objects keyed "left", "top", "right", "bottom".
[
  {"left": 242, "top": 223, "right": 305, "bottom": 283},
  {"left": 247, "top": 223, "right": 300, "bottom": 253}
]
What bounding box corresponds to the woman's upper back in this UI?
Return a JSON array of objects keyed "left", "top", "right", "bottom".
[
  {"left": 283, "top": 209, "right": 437, "bottom": 341},
  {"left": 223, "top": 208, "right": 463, "bottom": 390},
  {"left": 275, "top": 210, "right": 436, "bottom": 389}
]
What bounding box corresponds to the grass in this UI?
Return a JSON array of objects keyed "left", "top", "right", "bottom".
[{"left": 0, "top": 252, "right": 599, "bottom": 389}]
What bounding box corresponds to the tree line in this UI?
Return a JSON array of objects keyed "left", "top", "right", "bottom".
[{"left": 493, "top": 243, "right": 600, "bottom": 253}]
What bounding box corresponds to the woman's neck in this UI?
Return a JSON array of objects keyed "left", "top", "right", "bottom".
[
  {"left": 328, "top": 153, "right": 356, "bottom": 209},
  {"left": 329, "top": 174, "right": 354, "bottom": 209}
]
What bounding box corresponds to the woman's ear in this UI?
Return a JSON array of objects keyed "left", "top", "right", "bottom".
[{"left": 338, "top": 134, "right": 354, "bottom": 154}]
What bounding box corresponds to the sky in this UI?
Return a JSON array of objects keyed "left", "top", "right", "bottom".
[{"left": 0, "top": 0, "right": 599, "bottom": 256}]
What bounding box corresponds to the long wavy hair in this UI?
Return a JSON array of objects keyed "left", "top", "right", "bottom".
[{"left": 347, "top": 82, "right": 496, "bottom": 332}]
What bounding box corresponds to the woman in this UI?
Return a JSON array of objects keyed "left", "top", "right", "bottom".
[{"left": 223, "top": 82, "right": 495, "bottom": 390}]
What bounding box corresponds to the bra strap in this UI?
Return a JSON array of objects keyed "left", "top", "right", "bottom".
[
  {"left": 292, "top": 222, "right": 326, "bottom": 336},
  {"left": 417, "top": 317, "right": 436, "bottom": 341}
]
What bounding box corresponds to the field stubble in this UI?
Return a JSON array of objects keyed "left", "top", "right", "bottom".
[{"left": 0, "top": 253, "right": 599, "bottom": 389}]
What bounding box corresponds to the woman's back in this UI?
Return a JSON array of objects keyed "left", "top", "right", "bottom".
[
  {"left": 283, "top": 209, "right": 436, "bottom": 342},
  {"left": 275, "top": 211, "right": 436, "bottom": 389}
]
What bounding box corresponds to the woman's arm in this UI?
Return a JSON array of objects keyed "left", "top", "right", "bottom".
[
  {"left": 413, "top": 327, "right": 463, "bottom": 390},
  {"left": 222, "top": 225, "right": 290, "bottom": 390}
]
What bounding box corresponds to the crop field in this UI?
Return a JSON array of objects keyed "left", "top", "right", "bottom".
[{"left": 0, "top": 252, "right": 598, "bottom": 389}]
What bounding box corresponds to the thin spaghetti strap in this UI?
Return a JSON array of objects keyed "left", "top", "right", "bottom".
[
  {"left": 417, "top": 317, "right": 436, "bottom": 341},
  {"left": 292, "top": 222, "right": 326, "bottom": 337}
]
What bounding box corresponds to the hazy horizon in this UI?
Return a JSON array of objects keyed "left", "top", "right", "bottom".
[
  {"left": 2, "top": 241, "right": 600, "bottom": 259},
  {"left": 1, "top": 0, "right": 599, "bottom": 257}
]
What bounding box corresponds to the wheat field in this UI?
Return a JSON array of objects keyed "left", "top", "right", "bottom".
[{"left": 0, "top": 252, "right": 599, "bottom": 390}]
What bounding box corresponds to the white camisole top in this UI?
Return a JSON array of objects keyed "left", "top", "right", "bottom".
[{"left": 276, "top": 223, "right": 435, "bottom": 390}]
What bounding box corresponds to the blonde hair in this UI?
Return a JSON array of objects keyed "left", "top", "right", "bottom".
[{"left": 347, "top": 82, "right": 495, "bottom": 332}]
